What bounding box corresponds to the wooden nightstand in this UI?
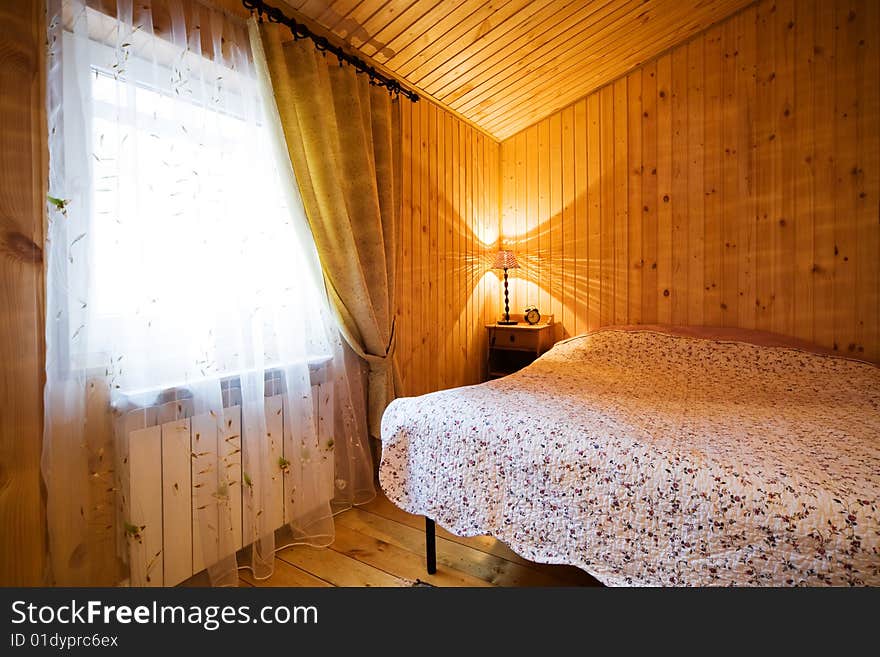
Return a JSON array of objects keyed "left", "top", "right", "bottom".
[{"left": 485, "top": 315, "right": 555, "bottom": 379}]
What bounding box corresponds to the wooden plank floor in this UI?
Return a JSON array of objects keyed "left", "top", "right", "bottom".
[{"left": 193, "top": 492, "right": 601, "bottom": 587}]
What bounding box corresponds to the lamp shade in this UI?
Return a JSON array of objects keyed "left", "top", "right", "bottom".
[{"left": 491, "top": 249, "right": 519, "bottom": 269}]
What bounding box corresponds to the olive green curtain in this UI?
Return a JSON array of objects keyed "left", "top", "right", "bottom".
[{"left": 258, "top": 22, "right": 400, "bottom": 438}]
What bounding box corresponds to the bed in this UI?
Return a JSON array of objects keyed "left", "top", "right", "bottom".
[{"left": 379, "top": 326, "right": 880, "bottom": 586}]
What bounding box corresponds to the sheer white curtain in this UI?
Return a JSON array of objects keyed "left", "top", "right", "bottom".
[{"left": 44, "top": 0, "right": 374, "bottom": 586}]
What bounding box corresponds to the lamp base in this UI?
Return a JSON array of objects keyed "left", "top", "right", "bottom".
[{"left": 496, "top": 320, "right": 518, "bottom": 325}]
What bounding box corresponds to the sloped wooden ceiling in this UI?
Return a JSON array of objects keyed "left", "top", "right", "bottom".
[{"left": 282, "top": 0, "right": 755, "bottom": 140}]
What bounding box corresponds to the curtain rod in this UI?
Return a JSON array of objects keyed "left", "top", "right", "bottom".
[{"left": 242, "top": 0, "right": 419, "bottom": 102}]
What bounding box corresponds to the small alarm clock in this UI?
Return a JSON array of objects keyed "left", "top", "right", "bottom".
[{"left": 524, "top": 305, "right": 541, "bottom": 325}]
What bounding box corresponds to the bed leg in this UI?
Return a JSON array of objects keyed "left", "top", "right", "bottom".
[{"left": 425, "top": 517, "right": 436, "bottom": 575}]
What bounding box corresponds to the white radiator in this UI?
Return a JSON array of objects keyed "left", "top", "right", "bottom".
[{"left": 123, "top": 372, "right": 332, "bottom": 587}]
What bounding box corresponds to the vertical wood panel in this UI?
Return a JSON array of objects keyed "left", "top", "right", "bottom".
[
  {"left": 754, "top": 0, "right": 774, "bottom": 330},
  {"left": 721, "top": 16, "right": 740, "bottom": 327},
  {"left": 656, "top": 54, "right": 673, "bottom": 324},
  {"left": 704, "top": 26, "right": 724, "bottom": 327},
  {"left": 686, "top": 37, "right": 705, "bottom": 326},
  {"left": 793, "top": 0, "right": 815, "bottom": 343},
  {"left": 613, "top": 78, "right": 629, "bottom": 326},
  {"left": 671, "top": 46, "right": 689, "bottom": 324},
  {"left": 860, "top": 0, "right": 880, "bottom": 363},
  {"left": 834, "top": 0, "right": 859, "bottom": 355},
  {"left": 627, "top": 70, "right": 643, "bottom": 326},
  {"left": 586, "top": 93, "right": 602, "bottom": 330},
  {"left": 641, "top": 62, "right": 659, "bottom": 324},
  {"left": 736, "top": 6, "right": 757, "bottom": 331},
  {"left": 574, "top": 99, "right": 589, "bottom": 335},
  {"left": 600, "top": 86, "right": 615, "bottom": 327},
  {"left": 773, "top": 0, "right": 796, "bottom": 337},
  {"left": 0, "top": 0, "right": 46, "bottom": 585},
  {"left": 561, "top": 106, "right": 575, "bottom": 338}
]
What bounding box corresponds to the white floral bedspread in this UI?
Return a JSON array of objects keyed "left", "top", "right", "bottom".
[{"left": 379, "top": 329, "right": 880, "bottom": 586}]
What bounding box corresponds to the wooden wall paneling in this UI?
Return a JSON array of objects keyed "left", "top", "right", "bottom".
[
  {"left": 627, "top": 70, "right": 642, "bottom": 327},
  {"left": 703, "top": 26, "right": 724, "bottom": 328},
  {"left": 735, "top": 5, "right": 757, "bottom": 331},
  {"left": 721, "top": 16, "right": 740, "bottom": 327},
  {"left": 486, "top": 0, "right": 878, "bottom": 362},
  {"left": 613, "top": 78, "right": 629, "bottom": 326},
  {"left": 437, "top": 110, "right": 446, "bottom": 391},
  {"left": 396, "top": 0, "right": 879, "bottom": 399},
  {"left": 860, "top": 0, "right": 880, "bottom": 363},
  {"left": 410, "top": 99, "right": 423, "bottom": 394},
  {"left": 772, "top": 0, "right": 796, "bottom": 338},
  {"left": 600, "top": 85, "right": 615, "bottom": 327},
  {"left": 419, "top": 100, "right": 429, "bottom": 393},
  {"left": 524, "top": 126, "right": 538, "bottom": 312},
  {"left": 753, "top": 0, "right": 774, "bottom": 331},
  {"left": 500, "top": 136, "right": 514, "bottom": 307},
  {"left": 793, "top": 0, "right": 815, "bottom": 343},
  {"left": 460, "top": 114, "right": 468, "bottom": 386},
  {"left": 447, "top": 110, "right": 457, "bottom": 389},
  {"left": 460, "top": 113, "right": 468, "bottom": 385},
  {"left": 398, "top": 96, "right": 412, "bottom": 393},
  {"left": 686, "top": 37, "right": 705, "bottom": 327},
  {"left": 0, "top": 0, "right": 46, "bottom": 585},
  {"left": 511, "top": 130, "right": 524, "bottom": 313},
  {"left": 463, "top": 118, "right": 473, "bottom": 386},
  {"left": 395, "top": 97, "right": 500, "bottom": 395},
  {"left": 573, "top": 99, "right": 589, "bottom": 336},
  {"left": 538, "top": 119, "right": 551, "bottom": 318},
  {"left": 561, "top": 105, "right": 575, "bottom": 338},
  {"left": 641, "top": 61, "right": 659, "bottom": 325},
  {"left": 476, "top": 130, "right": 486, "bottom": 382},
  {"left": 549, "top": 111, "right": 562, "bottom": 327},
  {"left": 834, "top": 0, "right": 859, "bottom": 356},
  {"left": 586, "top": 92, "right": 602, "bottom": 331},
  {"left": 427, "top": 103, "right": 437, "bottom": 393},
  {"left": 410, "top": 97, "right": 420, "bottom": 389},
  {"left": 656, "top": 54, "right": 673, "bottom": 324},
  {"left": 670, "top": 45, "right": 689, "bottom": 325}
]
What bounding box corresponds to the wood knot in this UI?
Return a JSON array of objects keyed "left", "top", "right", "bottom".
[{"left": 3, "top": 230, "right": 43, "bottom": 264}]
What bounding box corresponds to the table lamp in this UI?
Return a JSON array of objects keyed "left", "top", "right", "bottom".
[{"left": 491, "top": 250, "right": 519, "bottom": 325}]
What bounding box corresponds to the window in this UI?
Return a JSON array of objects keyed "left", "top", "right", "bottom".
[{"left": 60, "top": 30, "right": 330, "bottom": 392}]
